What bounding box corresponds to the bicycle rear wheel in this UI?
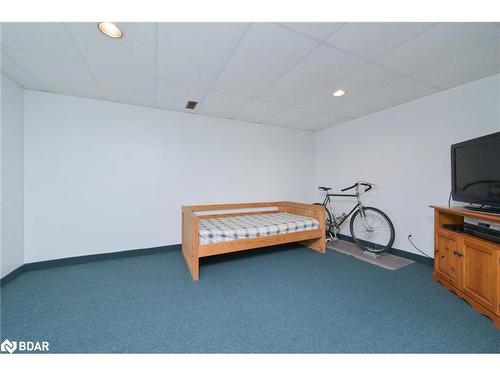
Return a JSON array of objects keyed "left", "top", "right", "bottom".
[
  {"left": 349, "top": 207, "right": 395, "bottom": 253},
  {"left": 313, "top": 203, "right": 333, "bottom": 237}
]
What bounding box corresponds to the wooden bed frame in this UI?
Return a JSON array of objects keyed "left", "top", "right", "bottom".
[{"left": 181, "top": 201, "right": 326, "bottom": 280}]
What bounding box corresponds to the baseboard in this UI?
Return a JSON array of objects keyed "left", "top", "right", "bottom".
[
  {"left": 1, "top": 244, "right": 181, "bottom": 287},
  {"left": 0, "top": 265, "right": 27, "bottom": 287},
  {"left": 2, "top": 237, "right": 434, "bottom": 287},
  {"left": 337, "top": 234, "right": 434, "bottom": 266}
]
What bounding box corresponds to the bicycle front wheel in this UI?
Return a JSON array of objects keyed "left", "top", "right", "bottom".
[{"left": 349, "top": 207, "right": 395, "bottom": 253}]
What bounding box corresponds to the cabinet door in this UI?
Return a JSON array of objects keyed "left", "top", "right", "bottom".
[
  {"left": 461, "top": 238, "right": 497, "bottom": 312},
  {"left": 496, "top": 251, "right": 500, "bottom": 316},
  {"left": 435, "top": 231, "right": 460, "bottom": 287}
]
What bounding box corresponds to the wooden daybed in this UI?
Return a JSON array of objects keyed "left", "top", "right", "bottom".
[{"left": 181, "top": 201, "right": 326, "bottom": 280}]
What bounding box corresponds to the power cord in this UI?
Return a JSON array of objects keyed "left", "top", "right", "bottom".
[
  {"left": 448, "top": 190, "right": 452, "bottom": 207},
  {"left": 408, "top": 234, "right": 433, "bottom": 258}
]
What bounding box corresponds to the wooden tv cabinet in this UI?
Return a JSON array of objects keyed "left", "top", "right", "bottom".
[{"left": 431, "top": 206, "right": 500, "bottom": 328}]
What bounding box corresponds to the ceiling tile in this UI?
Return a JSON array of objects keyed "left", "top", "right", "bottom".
[
  {"left": 334, "top": 77, "right": 438, "bottom": 118},
  {"left": 326, "top": 22, "right": 435, "bottom": 60},
  {"left": 197, "top": 91, "right": 252, "bottom": 118},
  {"left": 266, "top": 106, "right": 318, "bottom": 127},
  {"left": 91, "top": 66, "right": 156, "bottom": 107},
  {"left": 1, "top": 50, "right": 44, "bottom": 90},
  {"left": 157, "top": 23, "right": 249, "bottom": 88},
  {"left": 1, "top": 22, "right": 83, "bottom": 63},
  {"left": 331, "top": 63, "right": 406, "bottom": 95},
  {"left": 297, "top": 63, "right": 404, "bottom": 113},
  {"left": 2, "top": 21, "right": 497, "bottom": 127},
  {"left": 232, "top": 99, "right": 288, "bottom": 124},
  {"left": 450, "top": 65, "right": 500, "bottom": 88},
  {"left": 322, "top": 117, "right": 351, "bottom": 129},
  {"left": 3, "top": 48, "right": 102, "bottom": 99},
  {"left": 258, "top": 45, "right": 365, "bottom": 105},
  {"left": 376, "top": 22, "right": 499, "bottom": 74},
  {"left": 296, "top": 112, "right": 348, "bottom": 130},
  {"left": 296, "top": 86, "right": 350, "bottom": 114},
  {"left": 214, "top": 23, "right": 318, "bottom": 97},
  {"left": 411, "top": 37, "right": 500, "bottom": 89},
  {"left": 278, "top": 22, "right": 343, "bottom": 40},
  {"left": 66, "top": 22, "right": 156, "bottom": 76},
  {"left": 155, "top": 79, "right": 209, "bottom": 113}
]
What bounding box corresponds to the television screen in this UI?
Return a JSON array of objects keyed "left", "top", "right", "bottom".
[{"left": 452, "top": 132, "right": 500, "bottom": 207}]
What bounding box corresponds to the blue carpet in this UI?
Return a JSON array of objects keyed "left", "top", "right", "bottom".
[{"left": 1, "top": 244, "right": 499, "bottom": 353}]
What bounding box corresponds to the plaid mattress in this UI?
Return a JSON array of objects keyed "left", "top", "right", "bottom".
[{"left": 199, "top": 212, "right": 319, "bottom": 245}]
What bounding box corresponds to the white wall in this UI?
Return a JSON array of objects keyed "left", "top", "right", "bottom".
[
  {"left": 1, "top": 74, "right": 24, "bottom": 277},
  {"left": 24, "top": 91, "right": 315, "bottom": 263},
  {"left": 15, "top": 73, "right": 500, "bottom": 265},
  {"left": 315, "top": 73, "right": 500, "bottom": 257}
]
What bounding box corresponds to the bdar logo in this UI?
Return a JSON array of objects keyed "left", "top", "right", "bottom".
[
  {"left": 1, "top": 339, "right": 17, "bottom": 354},
  {"left": 0, "top": 339, "right": 49, "bottom": 353}
]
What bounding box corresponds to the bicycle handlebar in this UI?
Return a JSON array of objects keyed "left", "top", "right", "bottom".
[
  {"left": 341, "top": 182, "right": 373, "bottom": 192},
  {"left": 341, "top": 183, "right": 358, "bottom": 192},
  {"left": 363, "top": 183, "right": 373, "bottom": 192}
]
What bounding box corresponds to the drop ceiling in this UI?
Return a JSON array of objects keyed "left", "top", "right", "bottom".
[{"left": 1, "top": 22, "right": 499, "bottom": 131}]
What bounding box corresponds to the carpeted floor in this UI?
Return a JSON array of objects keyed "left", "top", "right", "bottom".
[{"left": 1, "top": 244, "right": 499, "bottom": 353}]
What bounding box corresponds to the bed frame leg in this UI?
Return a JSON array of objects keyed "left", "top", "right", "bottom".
[
  {"left": 182, "top": 250, "right": 199, "bottom": 281},
  {"left": 182, "top": 206, "right": 200, "bottom": 281},
  {"left": 300, "top": 237, "right": 326, "bottom": 254},
  {"left": 192, "top": 257, "right": 199, "bottom": 281}
]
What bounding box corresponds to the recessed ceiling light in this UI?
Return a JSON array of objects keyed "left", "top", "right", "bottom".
[
  {"left": 98, "top": 22, "right": 123, "bottom": 39},
  {"left": 332, "top": 89, "right": 347, "bottom": 97}
]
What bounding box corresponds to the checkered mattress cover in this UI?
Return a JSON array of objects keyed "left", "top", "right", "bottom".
[{"left": 198, "top": 212, "right": 320, "bottom": 245}]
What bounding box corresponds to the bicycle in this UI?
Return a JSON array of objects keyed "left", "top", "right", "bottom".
[{"left": 314, "top": 181, "right": 395, "bottom": 253}]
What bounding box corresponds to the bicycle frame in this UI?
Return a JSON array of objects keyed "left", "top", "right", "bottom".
[{"left": 321, "top": 185, "right": 368, "bottom": 230}]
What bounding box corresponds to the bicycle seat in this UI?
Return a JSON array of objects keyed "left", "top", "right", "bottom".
[{"left": 318, "top": 186, "right": 332, "bottom": 191}]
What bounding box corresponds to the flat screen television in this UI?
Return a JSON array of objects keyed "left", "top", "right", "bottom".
[{"left": 451, "top": 131, "right": 500, "bottom": 213}]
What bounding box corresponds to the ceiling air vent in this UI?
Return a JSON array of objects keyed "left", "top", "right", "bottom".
[{"left": 185, "top": 100, "right": 198, "bottom": 110}]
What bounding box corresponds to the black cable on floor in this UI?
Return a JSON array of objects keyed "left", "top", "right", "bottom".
[{"left": 408, "top": 234, "right": 433, "bottom": 258}]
